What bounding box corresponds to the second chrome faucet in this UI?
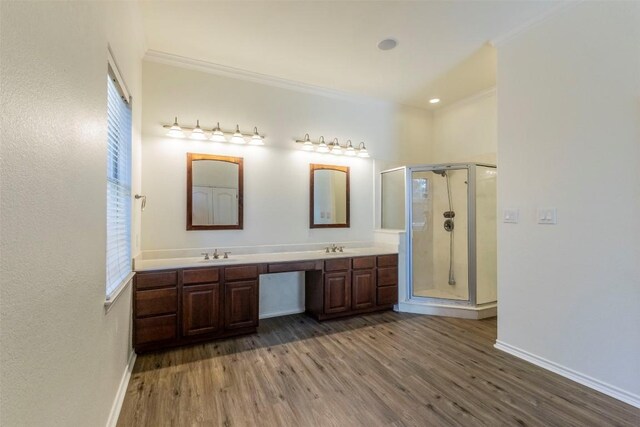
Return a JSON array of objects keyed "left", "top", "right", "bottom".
[
  {"left": 325, "top": 244, "right": 345, "bottom": 253},
  {"left": 201, "top": 249, "right": 231, "bottom": 260}
]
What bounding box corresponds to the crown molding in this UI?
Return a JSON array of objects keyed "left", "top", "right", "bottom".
[
  {"left": 489, "top": 1, "right": 582, "bottom": 48},
  {"left": 144, "top": 49, "right": 392, "bottom": 107}
]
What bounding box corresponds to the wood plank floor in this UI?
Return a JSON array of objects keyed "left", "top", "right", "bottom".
[{"left": 118, "top": 312, "right": 640, "bottom": 426}]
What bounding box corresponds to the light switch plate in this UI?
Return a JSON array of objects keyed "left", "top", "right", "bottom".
[
  {"left": 537, "top": 208, "right": 557, "bottom": 225},
  {"left": 503, "top": 209, "right": 519, "bottom": 224}
]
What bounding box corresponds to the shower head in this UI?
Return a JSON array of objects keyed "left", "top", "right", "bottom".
[{"left": 432, "top": 169, "right": 447, "bottom": 177}]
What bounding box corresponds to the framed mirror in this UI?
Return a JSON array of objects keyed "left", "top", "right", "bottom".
[
  {"left": 310, "top": 164, "right": 350, "bottom": 228},
  {"left": 187, "top": 153, "right": 243, "bottom": 230}
]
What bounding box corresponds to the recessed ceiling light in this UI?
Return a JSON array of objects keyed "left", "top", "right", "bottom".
[
  {"left": 377, "top": 38, "right": 397, "bottom": 51},
  {"left": 429, "top": 98, "right": 441, "bottom": 104}
]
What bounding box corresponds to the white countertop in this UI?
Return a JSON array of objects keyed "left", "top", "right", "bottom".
[{"left": 134, "top": 246, "right": 397, "bottom": 272}]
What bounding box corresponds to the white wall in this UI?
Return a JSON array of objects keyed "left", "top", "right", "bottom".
[
  {"left": 0, "top": 2, "right": 144, "bottom": 426},
  {"left": 496, "top": 1, "right": 640, "bottom": 405},
  {"left": 141, "top": 61, "right": 430, "bottom": 317},
  {"left": 431, "top": 89, "right": 497, "bottom": 165}
]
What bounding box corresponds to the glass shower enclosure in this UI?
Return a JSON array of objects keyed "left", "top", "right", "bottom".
[{"left": 406, "top": 163, "right": 496, "bottom": 308}]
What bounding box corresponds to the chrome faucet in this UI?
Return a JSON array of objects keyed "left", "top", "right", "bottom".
[
  {"left": 212, "top": 249, "right": 220, "bottom": 259},
  {"left": 201, "top": 252, "right": 210, "bottom": 260},
  {"left": 331, "top": 243, "right": 338, "bottom": 253}
]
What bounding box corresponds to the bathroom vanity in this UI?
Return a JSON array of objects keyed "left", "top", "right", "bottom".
[{"left": 133, "top": 250, "right": 398, "bottom": 353}]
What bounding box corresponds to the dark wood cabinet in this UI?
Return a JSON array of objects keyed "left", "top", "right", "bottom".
[
  {"left": 134, "top": 253, "right": 398, "bottom": 352},
  {"left": 324, "top": 272, "right": 351, "bottom": 314},
  {"left": 133, "top": 265, "right": 258, "bottom": 353},
  {"left": 376, "top": 255, "right": 398, "bottom": 307},
  {"left": 135, "top": 314, "right": 177, "bottom": 346},
  {"left": 182, "top": 283, "right": 221, "bottom": 337},
  {"left": 306, "top": 254, "right": 398, "bottom": 321},
  {"left": 352, "top": 269, "right": 376, "bottom": 310},
  {"left": 225, "top": 280, "right": 259, "bottom": 329}
]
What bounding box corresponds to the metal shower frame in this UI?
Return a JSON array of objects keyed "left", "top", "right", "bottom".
[{"left": 400, "top": 163, "right": 496, "bottom": 307}]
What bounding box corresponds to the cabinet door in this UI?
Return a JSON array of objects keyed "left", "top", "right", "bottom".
[
  {"left": 182, "top": 283, "right": 221, "bottom": 337},
  {"left": 225, "top": 280, "right": 259, "bottom": 330},
  {"left": 352, "top": 269, "right": 376, "bottom": 310},
  {"left": 324, "top": 271, "right": 351, "bottom": 314}
]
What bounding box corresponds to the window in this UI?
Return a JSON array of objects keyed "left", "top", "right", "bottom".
[{"left": 106, "top": 58, "right": 132, "bottom": 299}]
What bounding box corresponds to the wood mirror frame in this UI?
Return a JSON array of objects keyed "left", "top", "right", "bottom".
[
  {"left": 187, "top": 153, "right": 244, "bottom": 230},
  {"left": 309, "top": 163, "right": 350, "bottom": 229}
]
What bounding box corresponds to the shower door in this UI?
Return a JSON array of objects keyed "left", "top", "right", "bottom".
[{"left": 409, "top": 167, "right": 470, "bottom": 302}]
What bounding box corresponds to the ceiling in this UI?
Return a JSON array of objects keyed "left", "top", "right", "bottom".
[{"left": 140, "top": 1, "right": 564, "bottom": 109}]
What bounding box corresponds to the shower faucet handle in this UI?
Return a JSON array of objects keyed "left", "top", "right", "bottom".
[{"left": 443, "top": 211, "right": 455, "bottom": 218}]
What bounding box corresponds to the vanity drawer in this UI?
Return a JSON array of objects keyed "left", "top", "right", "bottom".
[
  {"left": 135, "top": 314, "right": 177, "bottom": 346},
  {"left": 135, "top": 288, "right": 177, "bottom": 317},
  {"left": 136, "top": 271, "right": 178, "bottom": 290},
  {"left": 377, "top": 286, "right": 398, "bottom": 306},
  {"left": 269, "top": 261, "right": 320, "bottom": 273},
  {"left": 352, "top": 256, "right": 376, "bottom": 270},
  {"left": 377, "top": 267, "right": 398, "bottom": 287},
  {"left": 325, "top": 258, "right": 350, "bottom": 272},
  {"left": 183, "top": 268, "right": 219, "bottom": 285},
  {"left": 225, "top": 265, "right": 259, "bottom": 282},
  {"left": 377, "top": 254, "right": 398, "bottom": 268}
]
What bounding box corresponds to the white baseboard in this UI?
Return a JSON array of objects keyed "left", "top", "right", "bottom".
[
  {"left": 259, "top": 308, "right": 305, "bottom": 320},
  {"left": 106, "top": 351, "right": 137, "bottom": 427},
  {"left": 494, "top": 340, "right": 640, "bottom": 409}
]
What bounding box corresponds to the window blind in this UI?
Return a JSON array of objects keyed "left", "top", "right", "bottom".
[{"left": 106, "top": 73, "right": 132, "bottom": 299}]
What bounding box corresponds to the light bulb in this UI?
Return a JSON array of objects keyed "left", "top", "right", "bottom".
[
  {"left": 302, "top": 134, "right": 314, "bottom": 151},
  {"left": 249, "top": 127, "right": 264, "bottom": 145},
  {"left": 230, "top": 124, "right": 245, "bottom": 144},
  {"left": 166, "top": 117, "right": 185, "bottom": 138},
  {"left": 357, "top": 142, "right": 370, "bottom": 158},
  {"left": 330, "top": 138, "right": 342, "bottom": 155},
  {"left": 345, "top": 140, "right": 356, "bottom": 156},
  {"left": 190, "top": 120, "right": 207, "bottom": 140},
  {"left": 210, "top": 122, "right": 226, "bottom": 142},
  {"left": 316, "top": 136, "right": 329, "bottom": 153}
]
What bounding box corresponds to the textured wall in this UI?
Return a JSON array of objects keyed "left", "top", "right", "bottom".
[{"left": 0, "top": 2, "right": 144, "bottom": 425}]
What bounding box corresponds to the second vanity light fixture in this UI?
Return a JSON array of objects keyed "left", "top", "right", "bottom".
[
  {"left": 295, "top": 134, "right": 370, "bottom": 158},
  {"left": 164, "top": 117, "right": 265, "bottom": 145}
]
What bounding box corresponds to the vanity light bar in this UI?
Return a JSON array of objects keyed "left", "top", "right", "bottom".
[
  {"left": 295, "top": 134, "right": 370, "bottom": 158},
  {"left": 163, "top": 118, "right": 265, "bottom": 145}
]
